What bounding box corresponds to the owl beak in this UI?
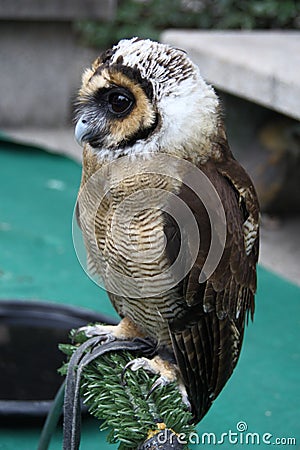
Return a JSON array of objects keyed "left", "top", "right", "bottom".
[
  {"left": 75, "top": 114, "right": 107, "bottom": 149},
  {"left": 75, "top": 116, "right": 89, "bottom": 146}
]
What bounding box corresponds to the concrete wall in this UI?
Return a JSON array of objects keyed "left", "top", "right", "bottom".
[
  {"left": 0, "top": 0, "right": 116, "bottom": 127},
  {"left": 0, "top": 0, "right": 116, "bottom": 20}
]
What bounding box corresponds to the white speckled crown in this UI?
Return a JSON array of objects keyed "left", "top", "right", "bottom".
[{"left": 109, "top": 37, "right": 201, "bottom": 99}]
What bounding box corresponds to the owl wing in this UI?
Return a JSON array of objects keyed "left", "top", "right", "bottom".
[{"left": 167, "top": 154, "right": 259, "bottom": 423}]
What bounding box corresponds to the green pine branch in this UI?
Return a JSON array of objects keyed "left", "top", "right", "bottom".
[{"left": 59, "top": 332, "right": 195, "bottom": 449}]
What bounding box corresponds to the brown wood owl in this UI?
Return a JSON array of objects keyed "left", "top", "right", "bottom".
[{"left": 74, "top": 37, "right": 259, "bottom": 423}]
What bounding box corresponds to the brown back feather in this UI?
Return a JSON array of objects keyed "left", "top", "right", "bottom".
[{"left": 168, "top": 149, "right": 259, "bottom": 422}]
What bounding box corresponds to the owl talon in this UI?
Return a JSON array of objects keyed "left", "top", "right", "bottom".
[
  {"left": 147, "top": 374, "right": 191, "bottom": 412},
  {"left": 122, "top": 356, "right": 190, "bottom": 409},
  {"left": 124, "top": 357, "right": 152, "bottom": 372},
  {"left": 146, "top": 376, "right": 170, "bottom": 398},
  {"left": 76, "top": 324, "right": 116, "bottom": 345},
  {"left": 122, "top": 357, "right": 169, "bottom": 391},
  {"left": 121, "top": 357, "right": 148, "bottom": 385},
  {"left": 76, "top": 318, "right": 145, "bottom": 347}
]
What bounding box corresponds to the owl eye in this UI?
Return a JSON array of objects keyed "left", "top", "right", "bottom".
[{"left": 108, "top": 92, "right": 134, "bottom": 116}]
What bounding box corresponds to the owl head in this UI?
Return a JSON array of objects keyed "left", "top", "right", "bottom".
[{"left": 75, "top": 37, "right": 220, "bottom": 161}]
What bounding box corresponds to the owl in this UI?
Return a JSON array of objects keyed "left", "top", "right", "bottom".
[{"left": 74, "top": 37, "right": 259, "bottom": 423}]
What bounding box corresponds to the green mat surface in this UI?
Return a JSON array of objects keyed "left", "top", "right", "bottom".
[{"left": 0, "top": 140, "right": 299, "bottom": 449}]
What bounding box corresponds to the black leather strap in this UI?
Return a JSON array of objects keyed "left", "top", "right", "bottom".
[{"left": 63, "top": 337, "right": 156, "bottom": 450}]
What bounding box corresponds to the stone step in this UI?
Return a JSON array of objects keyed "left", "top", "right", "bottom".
[{"left": 161, "top": 30, "right": 300, "bottom": 121}]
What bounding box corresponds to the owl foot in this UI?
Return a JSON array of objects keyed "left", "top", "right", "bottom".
[
  {"left": 122, "top": 355, "right": 191, "bottom": 410},
  {"left": 76, "top": 317, "right": 145, "bottom": 345},
  {"left": 76, "top": 323, "right": 117, "bottom": 344}
]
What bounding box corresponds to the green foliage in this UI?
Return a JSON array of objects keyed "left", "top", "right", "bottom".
[
  {"left": 82, "top": 352, "right": 194, "bottom": 448},
  {"left": 75, "top": 0, "right": 300, "bottom": 49},
  {"left": 60, "top": 336, "right": 194, "bottom": 449}
]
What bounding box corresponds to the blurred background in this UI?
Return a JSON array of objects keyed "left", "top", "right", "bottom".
[{"left": 0, "top": 1, "right": 299, "bottom": 449}]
